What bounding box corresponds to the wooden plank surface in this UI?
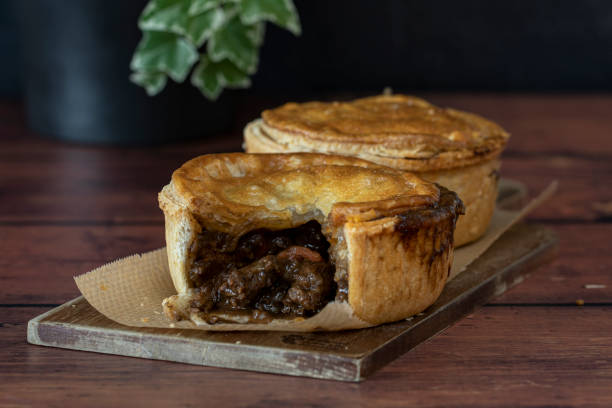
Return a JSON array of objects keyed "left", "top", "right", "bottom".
[
  {"left": 26, "top": 223, "right": 557, "bottom": 381},
  {"left": 2, "top": 224, "right": 609, "bottom": 305},
  {"left": 0, "top": 225, "right": 164, "bottom": 304},
  {"left": 0, "top": 141, "right": 610, "bottom": 224},
  {"left": 427, "top": 94, "right": 612, "bottom": 157},
  {"left": 4, "top": 305, "right": 612, "bottom": 407},
  {"left": 1, "top": 94, "right": 611, "bottom": 404}
]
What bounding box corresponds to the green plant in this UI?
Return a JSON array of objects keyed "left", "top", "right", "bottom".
[{"left": 130, "top": 0, "right": 300, "bottom": 100}]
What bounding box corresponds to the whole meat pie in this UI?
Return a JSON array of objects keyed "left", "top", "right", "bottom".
[
  {"left": 244, "top": 95, "right": 509, "bottom": 247},
  {"left": 159, "top": 153, "right": 464, "bottom": 331}
]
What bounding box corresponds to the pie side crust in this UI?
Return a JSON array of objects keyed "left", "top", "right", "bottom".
[
  {"left": 158, "top": 153, "right": 462, "bottom": 329},
  {"left": 344, "top": 215, "right": 453, "bottom": 324},
  {"left": 420, "top": 158, "right": 500, "bottom": 246}
]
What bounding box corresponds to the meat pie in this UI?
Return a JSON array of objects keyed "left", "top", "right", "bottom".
[{"left": 159, "top": 153, "right": 463, "bottom": 330}]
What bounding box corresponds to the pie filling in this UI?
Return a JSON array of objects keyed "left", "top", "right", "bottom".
[{"left": 187, "top": 221, "right": 337, "bottom": 322}]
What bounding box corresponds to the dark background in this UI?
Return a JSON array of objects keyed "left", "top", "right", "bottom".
[
  {"left": 1, "top": 0, "right": 611, "bottom": 144},
  {"left": 256, "top": 0, "right": 612, "bottom": 94},
  {"left": 3, "top": 0, "right": 611, "bottom": 98}
]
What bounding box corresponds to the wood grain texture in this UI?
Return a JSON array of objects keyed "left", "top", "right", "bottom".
[
  {"left": 504, "top": 156, "right": 612, "bottom": 222},
  {"left": 1, "top": 94, "right": 611, "bottom": 404},
  {"left": 25, "top": 224, "right": 557, "bottom": 381},
  {"left": 491, "top": 224, "right": 612, "bottom": 304},
  {"left": 3, "top": 94, "right": 612, "bottom": 156},
  {"left": 1, "top": 100, "right": 610, "bottom": 223},
  {"left": 3, "top": 224, "right": 609, "bottom": 305},
  {"left": 4, "top": 305, "right": 612, "bottom": 407},
  {"left": 0, "top": 225, "right": 164, "bottom": 304},
  {"left": 1, "top": 153, "right": 609, "bottom": 223},
  {"left": 425, "top": 94, "right": 612, "bottom": 157}
]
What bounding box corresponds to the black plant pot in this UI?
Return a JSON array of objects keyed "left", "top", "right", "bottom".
[{"left": 16, "top": 0, "right": 233, "bottom": 146}]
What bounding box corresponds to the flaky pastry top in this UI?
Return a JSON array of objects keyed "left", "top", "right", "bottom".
[
  {"left": 160, "top": 153, "right": 439, "bottom": 238},
  {"left": 259, "top": 95, "right": 510, "bottom": 170}
]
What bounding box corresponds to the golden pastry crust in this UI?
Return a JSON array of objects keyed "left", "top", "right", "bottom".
[
  {"left": 168, "top": 153, "right": 439, "bottom": 236},
  {"left": 257, "top": 95, "right": 509, "bottom": 172},
  {"left": 159, "top": 153, "right": 464, "bottom": 329},
  {"left": 243, "top": 95, "right": 509, "bottom": 246},
  {"left": 421, "top": 159, "right": 500, "bottom": 246},
  {"left": 344, "top": 187, "right": 460, "bottom": 324}
]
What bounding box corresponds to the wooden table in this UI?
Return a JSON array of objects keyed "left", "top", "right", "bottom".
[{"left": 1, "top": 94, "right": 611, "bottom": 407}]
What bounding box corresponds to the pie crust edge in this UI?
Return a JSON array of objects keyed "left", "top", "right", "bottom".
[{"left": 158, "top": 154, "right": 463, "bottom": 329}]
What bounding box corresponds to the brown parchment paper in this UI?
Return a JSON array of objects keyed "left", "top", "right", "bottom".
[{"left": 74, "top": 181, "right": 556, "bottom": 332}]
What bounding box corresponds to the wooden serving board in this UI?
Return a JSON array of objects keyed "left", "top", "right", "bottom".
[{"left": 27, "top": 222, "right": 557, "bottom": 382}]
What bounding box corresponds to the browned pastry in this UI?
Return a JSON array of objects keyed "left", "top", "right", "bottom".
[
  {"left": 159, "top": 153, "right": 464, "bottom": 331},
  {"left": 243, "top": 94, "right": 510, "bottom": 246}
]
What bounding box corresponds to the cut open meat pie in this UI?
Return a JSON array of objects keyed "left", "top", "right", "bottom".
[{"left": 159, "top": 153, "right": 464, "bottom": 331}]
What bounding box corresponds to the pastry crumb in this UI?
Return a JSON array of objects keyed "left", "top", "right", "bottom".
[
  {"left": 584, "top": 284, "right": 606, "bottom": 289},
  {"left": 99, "top": 284, "right": 108, "bottom": 291},
  {"left": 235, "top": 341, "right": 241, "bottom": 345},
  {"left": 141, "top": 317, "right": 149, "bottom": 323},
  {"left": 169, "top": 323, "right": 176, "bottom": 328},
  {"left": 576, "top": 299, "right": 585, "bottom": 306}
]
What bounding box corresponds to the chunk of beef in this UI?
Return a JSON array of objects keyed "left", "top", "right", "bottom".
[
  {"left": 293, "top": 221, "right": 330, "bottom": 258},
  {"left": 189, "top": 253, "right": 234, "bottom": 288},
  {"left": 235, "top": 231, "right": 272, "bottom": 263},
  {"left": 215, "top": 255, "right": 279, "bottom": 309},
  {"left": 254, "top": 281, "right": 291, "bottom": 314},
  {"left": 278, "top": 258, "right": 334, "bottom": 315},
  {"left": 188, "top": 221, "right": 336, "bottom": 319},
  {"left": 277, "top": 246, "right": 324, "bottom": 263}
]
